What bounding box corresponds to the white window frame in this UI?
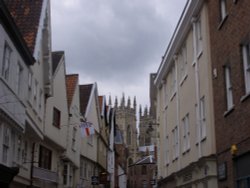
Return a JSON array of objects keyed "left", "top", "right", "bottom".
[
  {"left": 220, "top": 0, "right": 227, "bottom": 21},
  {"left": 165, "top": 136, "right": 169, "bottom": 165},
  {"left": 200, "top": 96, "right": 206, "bottom": 140},
  {"left": 72, "top": 127, "right": 77, "bottom": 151},
  {"left": 172, "top": 126, "right": 179, "bottom": 160},
  {"left": 2, "top": 43, "right": 12, "bottom": 80},
  {"left": 170, "top": 63, "right": 177, "bottom": 98},
  {"left": 28, "top": 71, "right": 33, "bottom": 101},
  {"left": 195, "top": 18, "right": 203, "bottom": 57},
  {"left": 164, "top": 81, "right": 169, "bottom": 107},
  {"left": 182, "top": 114, "right": 190, "bottom": 153},
  {"left": 179, "top": 43, "right": 188, "bottom": 82},
  {"left": 224, "top": 66, "right": 234, "bottom": 109},
  {"left": 16, "top": 62, "right": 23, "bottom": 95},
  {"left": 242, "top": 43, "right": 250, "bottom": 94}
]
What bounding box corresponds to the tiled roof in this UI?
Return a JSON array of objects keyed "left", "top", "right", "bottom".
[
  {"left": 0, "top": 0, "right": 34, "bottom": 65},
  {"left": 5, "top": 0, "right": 43, "bottom": 54},
  {"left": 98, "top": 96, "right": 103, "bottom": 112},
  {"left": 52, "top": 51, "right": 64, "bottom": 74},
  {"left": 65, "top": 74, "right": 78, "bottom": 109},
  {"left": 79, "top": 84, "right": 93, "bottom": 116}
]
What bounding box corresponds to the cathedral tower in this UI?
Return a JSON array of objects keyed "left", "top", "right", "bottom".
[{"left": 115, "top": 94, "right": 138, "bottom": 165}]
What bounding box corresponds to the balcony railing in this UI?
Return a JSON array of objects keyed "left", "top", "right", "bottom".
[{"left": 33, "top": 166, "right": 58, "bottom": 183}]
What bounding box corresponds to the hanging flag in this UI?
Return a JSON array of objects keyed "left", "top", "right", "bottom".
[{"left": 80, "top": 121, "right": 95, "bottom": 137}]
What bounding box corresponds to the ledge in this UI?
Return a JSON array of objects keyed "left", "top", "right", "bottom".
[
  {"left": 217, "top": 15, "right": 228, "bottom": 30},
  {"left": 223, "top": 106, "right": 235, "bottom": 117}
]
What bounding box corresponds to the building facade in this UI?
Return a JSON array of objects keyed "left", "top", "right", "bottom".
[
  {"left": 207, "top": 0, "right": 250, "bottom": 187},
  {"left": 0, "top": 1, "right": 36, "bottom": 187},
  {"left": 155, "top": 1, "right": 217, "bottom": 187}
]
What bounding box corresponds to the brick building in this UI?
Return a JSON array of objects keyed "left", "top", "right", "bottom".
[{"left": 207, "top": 0, "right": 250, "bottom": 187}]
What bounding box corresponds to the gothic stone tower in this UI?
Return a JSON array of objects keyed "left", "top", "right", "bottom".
[
  {"left": 139, "top": 106, "right": 157, "bottom": 148},
  {"left": 115, "top": 94, "right": 138, "bottom": 165}
]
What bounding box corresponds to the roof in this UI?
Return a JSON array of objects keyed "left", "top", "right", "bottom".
[
  {"left": 79, "top": 84, "right": 93, "bottom": 116},
  {"left": 98, "top": 96, "right": 103, "bottom": 112},
  {"left": 52, "top": 51, "right": 64, "bottom": 74},
  {"left": 5, "top": 0, "right": 43, "bottom": 54},
  {"left": 0, "top": 0, "right": 34, "bottom": 65},
  {"left": 135, "top": 155, "right": 155, "bottom": 165},
  {"left": 65, "top": 74, "right": 78, "bottom": 108}
]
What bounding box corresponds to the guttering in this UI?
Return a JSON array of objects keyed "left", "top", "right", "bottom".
[{"left": 154, "top": 0, "right": 204, "bottom": 87}]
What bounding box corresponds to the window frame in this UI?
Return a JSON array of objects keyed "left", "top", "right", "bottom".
[
  {"left": 220, "top": 0, "right": 227, "bottom": 21},
  {"left": 200, "top": 96, "right": 206, "bottom": 140},
  {"left": 182, "top": 114, "right": 190, "bottom": 153},
  {"left": 39, "top": 145, "right": 52, "bottom": 170},
  {"left": 224, "top": 65, "right": 234, "bottom": 110},
  {"left": 53, "top": 107, "right": 61, "bottom": 128},
  {"left": 1, "top": 42, "right": 12, "bottom": 80},
  {"left": 242, "top": 43, "right": 250, "bottom": 94}
]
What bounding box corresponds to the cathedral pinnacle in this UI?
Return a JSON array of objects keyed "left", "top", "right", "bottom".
[
  {"left": 121, "top": 93, "right": 125, "bottom": 107},
  {"left": 133, "top": 96, "right": 136, "bottom": 109},
  {"left": 108, "top": 95, "right": 112, "bottom": 106},
  {"left": 144, "top": 106, "right": 148, "bottom": 116},
  {"left": 127, "top": 97, "right": 131, "bottom": 108},
  {"left": 115, "top": 96, "right": 118, "bottom": 108}
]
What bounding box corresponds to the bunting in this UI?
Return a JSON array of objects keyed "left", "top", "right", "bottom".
[{"left": 80, "top": 121, "right": 95, "bottom": 137}]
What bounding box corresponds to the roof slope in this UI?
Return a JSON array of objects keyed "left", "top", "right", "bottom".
[
  {"left": 5, "top": 0, "right": 43, "bottom": 53},
  {"left": 65, "top": 74, "right": 78, "bottom": 108},
  {"left": 79, "top": 84, "right": 93, "bottom": 116},
  {"left": 52, "top": 51, "right": 64, "bottom": 74}
]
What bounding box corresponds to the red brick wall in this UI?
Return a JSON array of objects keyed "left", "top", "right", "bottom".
[{"left": 207, "top": 0, "right": 250, "bottom": 187}]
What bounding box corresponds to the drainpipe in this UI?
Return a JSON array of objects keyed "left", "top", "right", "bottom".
[{"left": 192, "top": 17, "right": 202, "bottom": 158}]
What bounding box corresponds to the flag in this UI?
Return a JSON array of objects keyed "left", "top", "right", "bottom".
[{"left": 80, "top": 121, "right": 95, "bottom": 137}]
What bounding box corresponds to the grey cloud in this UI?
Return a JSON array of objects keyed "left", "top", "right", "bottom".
[{"left": 51, "top": 0, "right": 186, "bottom": 104}]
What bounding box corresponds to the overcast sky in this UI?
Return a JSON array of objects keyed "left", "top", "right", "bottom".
[{"left": 51, "top": 0, "right": 187, "bottom": 110}]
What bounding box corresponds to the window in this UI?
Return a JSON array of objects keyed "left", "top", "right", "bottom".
[
  {"left": 11, "top": 131, "right": 16, "bottom": 163},
  {"left": 141, "top": 165, "right": 147, "bottom": 175},
  {"left": 39, "top": 89, "right": 43, "bottom": 111},
  {"left": 63, "top": 164, "right": 68, "bottom": 185},
  {"left": 17, "top": 135, "right": 22, "bottom": 164},
  {"left": 179, "top": 43, "right": 188, "bottom": 81},
  {"left": 242, "top": 43, "right": 250, "bottom": 94},
  {"left": 2, "top": 126, "right": 10, "bottom": 164},
  {"left": 182, "top": 114, "right": 190, "bottom": 153},
  {"left": 72, "top": 127, "right": 76, "bottom": 151},
  {"left": 224, "top": 66, "right": 233, "bottom": 109},
  {"left": 33, "top": 80, "right": 38, "bottom": 107},
  {"left": 39, "top": 145, "right": 52, "bottom": 170},
  {"left": 16, "top": 63, "right": 23, "bottom": 94},
  {"left": 28, "top": 71, "right": 32, "bottom": 99},
  {"left": 53, "top": 107, "right": 61, "bottom": 128},
  {"left": 195, "top": 18, "right": 202, "bottom": 56},
  {"left": 200, "top": 97, "right": 206, "bottom": 139},
  {"left": 165, "top": 136, "right": 170, "bottom": 165},
  {"left": 172, "top": 126, "right": 179, "bottom": 160},
  {"left": 220, "top": 0, "right": 227, "bottom": 21},
  {"left": 2, "top": 43, "right": 11, "bottom": 80},
  {"left": 84, "top": 162, "right": 87, "bottom": 178},
  {"left": 23, "top": 141, "right": 28, "bottom": 163},
  {"left": 164, "top": 81, "right": 169, "bottom": 107},
  {"left": 170, "top": 63, "right": 177, "bottom": 97}
]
